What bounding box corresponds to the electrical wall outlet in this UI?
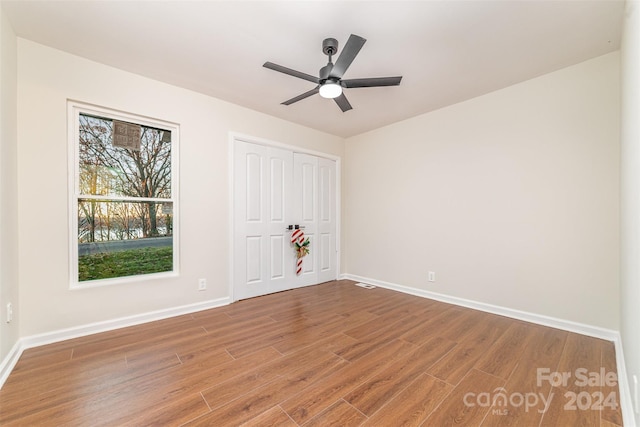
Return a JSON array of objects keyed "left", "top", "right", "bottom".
[
  {"left": 6, "top": 302, "right": 12, "bottom": 323},
  {"left": 428, "top": 272, "right": 436, "bottom": 282},
  {"left": 198, "top": 278, "right": 207, "bottom": 291}
]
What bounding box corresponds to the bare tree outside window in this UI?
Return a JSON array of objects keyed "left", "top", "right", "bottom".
[{"left": 75, "top": 112, "right": 176, "bottom": 282}]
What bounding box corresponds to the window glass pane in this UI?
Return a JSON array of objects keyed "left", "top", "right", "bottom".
[
  {"left": 78, "top": 200, "right": 173, "bottom": 281},
  {"left": 78, "top": 114, "right": 172, "bottom": 199}
]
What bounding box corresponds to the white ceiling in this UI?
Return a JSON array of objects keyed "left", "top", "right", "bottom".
[{"left": 1, "top": 0, "right": 624, "bottom": 138}]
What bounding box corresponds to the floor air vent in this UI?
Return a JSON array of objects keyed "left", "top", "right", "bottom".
[{"left": 355, "top": 282, "right": 376, "bottom": 289}]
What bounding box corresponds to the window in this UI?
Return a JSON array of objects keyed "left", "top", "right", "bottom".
[{"left": 69, "top": 102, "right": 178, "bottom": 287}]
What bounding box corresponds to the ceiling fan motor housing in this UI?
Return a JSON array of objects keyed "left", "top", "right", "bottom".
[{"left": 319, "top": 64, "right": 334, "bottom": 81}]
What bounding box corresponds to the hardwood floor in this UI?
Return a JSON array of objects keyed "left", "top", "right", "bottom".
[{"left": 0, "top": 280, "right": 623, "bottom": 426}]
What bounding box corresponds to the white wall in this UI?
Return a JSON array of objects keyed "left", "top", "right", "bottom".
[
  {"left": 0, "top": 6, "right": 20, "bottom": 362},
  {"left": 344, "top": 52, "right": 620, "bottom": 330},
  {"left": 621, "top": 1, "right": 640, "bottom": 425},
  {"left": 16, "top": 39, "right": 343, "bottom": 337}
]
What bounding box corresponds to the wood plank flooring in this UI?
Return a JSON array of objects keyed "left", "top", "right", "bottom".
[{"left": 0, "top": 280, "right": 623, "bottom": 426}]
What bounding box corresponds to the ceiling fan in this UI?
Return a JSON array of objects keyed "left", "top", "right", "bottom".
[{"left": 263, "top": 34, "right": 402, "bottom": 112}]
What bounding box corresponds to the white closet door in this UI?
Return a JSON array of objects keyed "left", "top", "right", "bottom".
[
  {"left": 292, "top": 153, "right": 318, "bottom": 288},
  {"left": 292, "top": 153, "right": 337, "bottom": 287},
  {"left": 234, "top": 142, "right": 293, "bottom": 300},
  {"left": 316, "top": 156, "right": 337, "bottom": 284},
  {"left": 234, "top": 140, "right": 337, "bottom": 300}
]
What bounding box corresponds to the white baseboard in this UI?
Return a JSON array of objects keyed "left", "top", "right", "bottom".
[
  {"left": 613, "top": 332, "right": 637, "bottom": 427},
  {"left": 341, "top": 273, "right": 636, "bottom": 426},
  {"left": 0, "top": 296, "right": 230, "bottom": 389},
  {"left": 342, "top": 274, "right": 618, "bottom": 340},
  {"left": 0, "top": 340, "right": 24, "bottom": 390}
]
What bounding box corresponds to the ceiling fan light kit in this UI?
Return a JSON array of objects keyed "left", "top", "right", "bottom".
[
  {"left": 319, "top": 81, "right": 342, "bottom": 99},
  {"left": 264, "top": 34, "right": 402, "bottom": 112}
]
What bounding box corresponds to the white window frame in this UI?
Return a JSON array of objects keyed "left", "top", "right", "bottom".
[{"left": 68, "top": 101, "right": 180, "bottom": 289}]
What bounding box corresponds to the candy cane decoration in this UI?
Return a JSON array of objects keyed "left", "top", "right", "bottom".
[
  {"left": 291, "top": 228, "right": 309, "bottom": 275},
  {"left": 291, "top": 228, "right": 305, "bottom": 245}
]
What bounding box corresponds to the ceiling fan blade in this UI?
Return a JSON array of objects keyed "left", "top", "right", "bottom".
[
  {"left": 342, "top": 76, "right": 403, "bottom": 88},
  {"left": 333, "top": 93, "right": 353, "bottom": 112},
  {"left": 263, "top": 62, "right": 319, "bottom": 84},
  {"left": 282, "top": 86, "right": 320, "bottom": 105},
  {"left": 329, "top": 34, "right": 366, "bottom": 79}
]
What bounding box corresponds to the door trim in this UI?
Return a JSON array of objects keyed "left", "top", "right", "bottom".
[{"left": 228, "top": 132, "right": 341, "bottom": 302}]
